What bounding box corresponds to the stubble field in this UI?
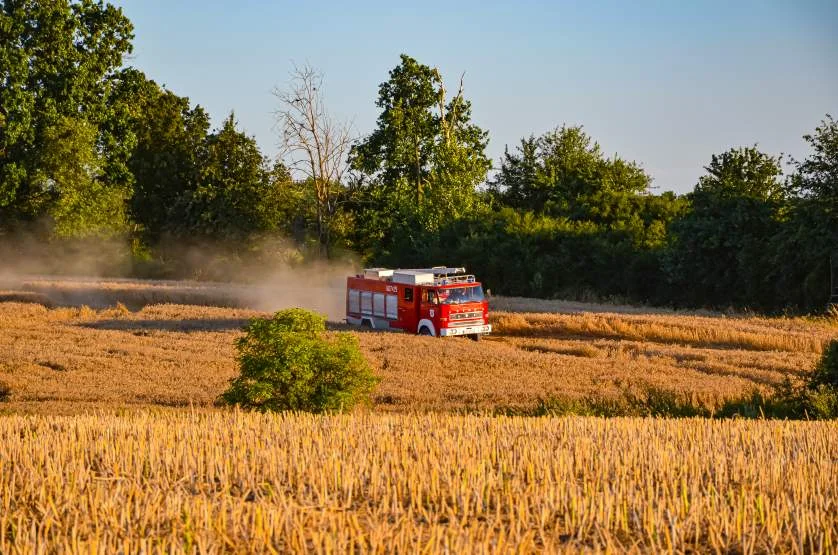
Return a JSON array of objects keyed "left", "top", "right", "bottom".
[
  {"left": 0, "top": 277, "right": 833, "bottom": 414},
  {"left": 3, "top": 411, "right": 836, "bottom": 553},
  {"left": 0, "top": 277, "right": 836, "bottom": 552}
]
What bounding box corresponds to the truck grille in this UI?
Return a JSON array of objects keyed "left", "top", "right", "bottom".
[
  {"left": 450, "top": 311, "right": 482, "bottom": 320},
  {"left": 449, "top": 320, "right": 482, "bottom": 327},
  {"left": 448, "top": 311, "right": 483, "bottom": 327}
]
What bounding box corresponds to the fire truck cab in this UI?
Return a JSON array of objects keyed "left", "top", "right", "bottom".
[{"left": 346, "top": 267, "right": 492, "bottom": 339}]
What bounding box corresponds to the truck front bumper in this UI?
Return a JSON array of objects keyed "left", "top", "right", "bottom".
[{"left": 439, "top": 324, "right": 492, "bottom": 337}]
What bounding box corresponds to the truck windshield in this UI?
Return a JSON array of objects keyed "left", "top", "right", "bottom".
[{"left": 437, "top": 286, "right": 484, "bottom": 305}]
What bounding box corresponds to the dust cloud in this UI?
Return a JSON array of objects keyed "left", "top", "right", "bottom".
[{"left": 0, "top": 234, "right": 360, "bottom": 321}]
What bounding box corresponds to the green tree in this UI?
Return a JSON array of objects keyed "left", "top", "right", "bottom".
[
  {"left": 482, "top": 125, "right": 679, "bottom": 303},
  {"left": 793, "top": 114, "right": 838, "bottom": 206},
  {"left": 695, "top": 147, "right": 786, "bottom": 202},
  {"left": 185, "top": 113, "right": 284, "bottom": 239},
  {"left": 95, "top": 68, "right": 149, "bottom": 197},
  {"left": 37, "top": 116, "right": 127, "bottom": 237},
  {"left": 126, "top": 81, "right": 210, "bottom": 241},
  {"left": 263, "top": 161, "right": 311, "bottom": 240},
  {"left": 667, "top": 147, "right": 786, "bottom": 308},
  {"left": 490, "top": 125, "right": 651, "bottom": 223},
  {"left": 0, "top": 0, "right": 134, "bottom": 231},
  {"left": 349, "top": 54, "right": 490, "bottom": 256},
  {"left": 767, "top": 116, "right": 838, "bottom": 310}
]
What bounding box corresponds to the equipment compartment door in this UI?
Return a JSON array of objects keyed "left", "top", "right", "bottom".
[{"left": 397, "top": 286, "right": 417, "bottom": 332}]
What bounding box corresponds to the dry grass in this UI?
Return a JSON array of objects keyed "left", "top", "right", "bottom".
[
  {"left": 2, "top": 411, "right": 836, "bottom": 553},
  {"left": 490, "top": 295, "right": 690, "bottom": 315},
  {"left": 0, "top": 277, "right": 249, "bottom": 308},
  {"left": 0, "top": 279, "right": 834, "bottom": 413},
  {"left": 1, "top": 279, "right": 837, "bottom": 552},
  {"left": 492, "top": 311, "right": 832, "bottom": 354},
  {"left": 0, "top": 275, "right": 348, "bottom": 317},
  {"left": 0, "top": 302, "right": 253, "bottom": 411}
]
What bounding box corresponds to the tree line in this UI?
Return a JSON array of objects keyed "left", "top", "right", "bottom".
[{"left": 1, "top": 2, "right": 835, "bottom": 312}]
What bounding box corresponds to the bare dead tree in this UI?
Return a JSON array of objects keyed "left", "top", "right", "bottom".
[
  {"left": 432, "top": 69, "right": 466, "bottom": 147},
  {"left": 273, "top": 64, "right": 352, "bottom": 257}
]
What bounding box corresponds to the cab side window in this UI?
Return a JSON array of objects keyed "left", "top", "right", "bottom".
[
  {"left": 403, "top": 287, "right": 413, "bottom": 302},
  {"left": 425, "top": 290, "right": 438, "bottom": 305}
]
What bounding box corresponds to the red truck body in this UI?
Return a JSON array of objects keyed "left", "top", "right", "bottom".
[{"left": 346, "top": 267, "right": 491, "bottom": 338}]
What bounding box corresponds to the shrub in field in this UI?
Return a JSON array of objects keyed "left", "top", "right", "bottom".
[
  {"left": 526, "top": 387, "right": 711, "bottom": 418},
  {"left": 734, "top": 340, "right": 838, "bottom": 420},
  {"left": 809, "top": 339, "right": 838, "bottom": 389},
  {"left": 803, "top": 386, "right": 838, "bottom": 419},
  {"left": 803, "top": 339, "right": 838, "bottom": 419},
  {"left": 219, "top": 309, "right": 378, "bottom": 413},
  {"left": 716, "top": 385, "right": 803, "bottom": 420}
]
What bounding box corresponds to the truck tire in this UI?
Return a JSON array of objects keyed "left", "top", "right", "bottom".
[
  {"left": 469, "top": 333, "right": 482, "bottom": 342},
  {"left": 419, "top": 326, "right": 433, "bottom": 336}
]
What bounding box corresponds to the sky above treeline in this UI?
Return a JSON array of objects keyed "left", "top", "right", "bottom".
[{"left": 112, "top": 0, "right": 837, "bottom": 194}]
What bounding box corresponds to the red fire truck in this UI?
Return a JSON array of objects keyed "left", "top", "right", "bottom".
[{"left": 346, "top": 267, "right": 491, "bottom": 339}]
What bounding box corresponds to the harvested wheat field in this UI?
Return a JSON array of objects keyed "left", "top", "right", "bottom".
[
  {"left": 2, "top": 411, "right": 836, "bottom": 553},
  {"left": 1, "top": 278, "right": 837, "bottom": 553},
  {"left": 0, "top": 277, "right": 835, "bottom": 413}
]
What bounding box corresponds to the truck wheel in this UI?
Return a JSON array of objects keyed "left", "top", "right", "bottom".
[
  {"left": 469, "top": 333, "right": 482, "bottom": 342},
  {"left": 419, "top": 326, "right": 433, "bottom": 336},
  {"left": 361, "top": 319, "right": 372, "bottom": 329}
]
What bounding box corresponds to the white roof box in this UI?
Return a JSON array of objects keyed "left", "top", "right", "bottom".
[
  {"left": 364, "top": 268, "right": 394, "bottom": 280},
  {"left": 392, "top": 270, "right": 434, "bottom": 285}
]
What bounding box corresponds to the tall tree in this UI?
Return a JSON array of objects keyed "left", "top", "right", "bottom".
[
  {"left": 695, "top": 146, "right": 786, "bottom": 202},
  {"left": 793, "top": 114, "right": 838, "bottom": 207},
  {"left": 126, "top": 80, "right": 210, "bottom": 241},
  {"left": 0, "top": 0, "right": 134, "bottom": 231},
  {"left": 37, "top": 115, "right": 127, "bottom": 237},
  {"left": 274, "top": 64, "right": 353, "bottom": 257},
  {"left": 667, "top": 147, "right": 786, "bottom": 308},
  {"left": 349, "top": 54, "right": 490, "bottom": 255},
  {"left": 490, "top": 125, "right": 651, "bottom": 222},
  {"left": 187, "top": 113, "right": 283, "bottom": 239},
  {"left": 768, "top": 115, "right": 838, "bottom": 310}
]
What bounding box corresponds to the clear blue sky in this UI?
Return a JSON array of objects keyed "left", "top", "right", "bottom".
[{"left": 112, "top": 0, "right": 837, "bottom": 194}]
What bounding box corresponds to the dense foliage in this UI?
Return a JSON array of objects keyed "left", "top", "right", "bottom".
[
  {"left": 220, "top": 309, "right": 378, "bottom": 413},
  {"left": 802, "top": 339, "right": 838, "bottom": 419},
  {"left": 375, "top": 121, "right": 837, "bottom": 312},
  {"left": 348, "top": 54, "right": 491, "bottom": 257},
  {"left": 0, "top": 0, "right": 133, "bottom": 232},
  {"left": 0, "top": 2, "right": 835, "bottom": 312}
]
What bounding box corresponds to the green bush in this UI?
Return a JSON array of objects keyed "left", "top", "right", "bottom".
[
  {"left": 219, "top": 309, "right": 378, "bottom": 413},
  {"left": 512, "top": 386, "right": 711, "bottom": 418},
  {"left": 716, "top": 385, "right": 804, "bottom": 420},
  {"left": 810, "top": 340, "right": 838, "bottom": 389},
  {"left": 802, "top": 340, "right": 838, "bottom": 419},
  {"left": 803, "top": 385, "right": 838, "bottom": 420},
  {"left": 717, "top": 343, "right": 838, "bottom": 420}
]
